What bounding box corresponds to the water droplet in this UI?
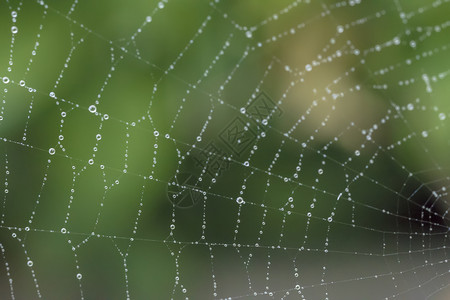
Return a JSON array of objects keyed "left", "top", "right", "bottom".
[
  {"left": 236, "top": 197, "right": 244, "bottom": 205},
  {"left": 245, "top": 31, "right": 252, "bottom": 38},
  {"left": 355, "top": 150, "right": 360, "bottom": 156},
  {"left": 439, "top": 113, "right": 446, "bottom": 120},
  {"left": 96, "top": 134, "right": 102, "bottom": 140},
  {"left": 19, "top": 80, "right": 25, "bottom": 86},
  {"left": 170, "top": 224, "right": 175, "bottom": 230},
  {"left": 11, "top": 11, "right": 17, "bottom": 18},
  {"left": 153, "top": 130, "right": 159, "bottom": 137},
  {"left": 240, "top": 107, "right": 246, "bottom": 114},
  {"left": 88, "top": 105, "right": 97, "bottom": 113},
  {"left": 76, "top": 273, "right": 82, "bottom": 280},
  {"left": 27, "top": 260, "right": 33, "bottom": 267},
  {"left": 49, "top": 148, "right": 56, "bottom": 155},
  {"left": 11, "top": 26, "right": 18, "bottom": 34},
  {"left": 61, "top": 228, "right": 67, "bottom": 234},
  {"left": 305, "top": 64, "right": 312, "bottom": 72},
  {"left": 146, "top": 16, "right": 152, "bottom": 22},
  {"left": 318, "top": 169, "right": 323, "bottom": 175},
  {"left": 421, "top": 131, "right": 428, "bottom": 138},
  {"left": 2, "top": 77, "right": 10, "bottom": 84}
]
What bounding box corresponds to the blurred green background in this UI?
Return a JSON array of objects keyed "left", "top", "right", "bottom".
[{"left": 0, "top": 0, "right": 449, "bottom": 299}]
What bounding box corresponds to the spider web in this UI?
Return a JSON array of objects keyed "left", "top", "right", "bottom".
[{"left": 0, "top": 0, "right": 449, "bottom": 299}]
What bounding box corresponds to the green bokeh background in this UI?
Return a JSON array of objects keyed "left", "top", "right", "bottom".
[{"left": 0, "top": 0, "right": 449, "bottom": 299}]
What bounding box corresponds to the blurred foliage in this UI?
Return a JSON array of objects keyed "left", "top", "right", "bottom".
[{"left": 0, "top": 0, "right": 449, "bottom": 299}]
